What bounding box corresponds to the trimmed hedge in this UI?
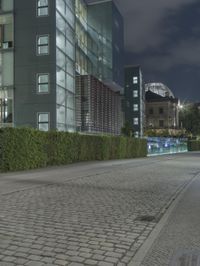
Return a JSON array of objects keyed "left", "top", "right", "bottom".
[
  {"left": 188, "top": 140, "right": 200, "bottom": 151},
  {"left": 0, "top": 128, "right": 147, "bottom": 172}
]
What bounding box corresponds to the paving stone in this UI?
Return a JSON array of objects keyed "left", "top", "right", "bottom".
[
  {"left": 104, "top": 256, "right": 119, "bottom": 263},
  {"left": 56, "top": 254, "right": 70, "bottom": 261},
  {"left": 0, "top": 263, "right": 15, "bottom": 266},
  {"left": 104, "top": 252, "right": 122, "bottom": 258},
  {"left": 14, "top": 252, "right": 28, "bottom": 258},
  {"left": 69, "top": 256, "right": 85, "bottom": 263},
  {"left": 92, "top": 254, "right": 105, "bottom": 261},
  {"left": 68, "top": 263, "right": 84, "bottom": 266},
  {"left": 25, "top": 262, "right": 45, "bottom": 266},
  {"left": 66, "top": 251, "right": 79, "bottom": 256},
  {"left": 2, "top": 256, "right": 16, "bottom": 262},
  {"left": 98, "top": 262, "right": 114, "bottom": 266},
  {"left": 14, "top": 258, "right": 28, "bottom": 264},
  {"left": 84, "top": 259, "right": 99, "bottom": 265},
  {"left": 79, "top": 252, "right": 92, "bottom": 258},
  {"left": 41, "top": 257, "right": 55, "bottom": 263},
  {"left": 54, "top": 259, "right": 69, "bottom": 266},
  {"left": 27, "top": 254, "right": 43, "bottom": 261}
]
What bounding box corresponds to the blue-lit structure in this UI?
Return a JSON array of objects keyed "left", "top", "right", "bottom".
[{"left": 147, "top": 137, "right": 188, "bottom": 156}]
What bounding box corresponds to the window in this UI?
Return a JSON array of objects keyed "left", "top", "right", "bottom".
[
  {"left": 0, "top": 14, "right": 13, "bottom": 49},
  {"left": 149, "top": 108, "right": 154, "bottom": 115},
  {"left": 133, "top": 90, "right": 138, "bottom": 98},
  {"left": 133, "top": 104, "right": 138, "bottom": 111},
  {"left": 159, "top": 120, "right": 164, "bottom": 128},
  {"left": 37, "top": 0, "right": 48, "bottom": 16},
  {"left": 37, "top": 35, "right": 49, "bottom": 55},
  {"left": 133, "top": 117, "right": 139, "bottom": 125},
  {"left": 135, "top": 131, "right": 139, "bottom": 138},
  {"left": 0, "top": 0, "right": 13, "bottom": 12},
  {"left": 38, "top": 113, "right": 49, "bottom": 131},
  {"left": 37, "top": 73, "right": 49, "bottom": 93},
  {"left": 159, "top": 107, "right": 164, "bottom": 114},
  {"left": 133, "top": 76, "right": 138, "bottom": 84}
]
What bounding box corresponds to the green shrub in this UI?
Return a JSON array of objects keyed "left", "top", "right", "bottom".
[
  {"left": 0, "top": 128, "right": 47, "bottom": 171},
  {"left": 188, "top": 140, "right": 200, "bottom": 151},
  {"left": 0, "top": 128, "right": 147, "bottom": 172}
]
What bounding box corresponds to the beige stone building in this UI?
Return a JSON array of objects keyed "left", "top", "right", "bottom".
[{"left": 145, "top": 90, "right": 179, "bottom": 130}]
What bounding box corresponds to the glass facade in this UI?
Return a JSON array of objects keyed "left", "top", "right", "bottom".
[
  {"left": 56, "top": 0, "right": 76, "bottom": 132},
  {"left": 87, "top": 2, "right": 112, "bottom": 82},
  {"left": 87, "top": 1, "right": 124, "bottom": 87},
  {"left": 75, "top": 0, "right": 89, "bottom": 75},
  {"left": 0, "top": 4, "right": 14, "bottom": 127}
]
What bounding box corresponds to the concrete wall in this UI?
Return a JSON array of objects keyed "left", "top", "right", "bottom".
[{"left": 14, "top": 0, "right": 57, "bottom": 129}]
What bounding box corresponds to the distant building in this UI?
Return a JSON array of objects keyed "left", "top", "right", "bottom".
[
  {"left": 145, "top": 89, "right": 179, "bottom": 130},
  {"left": 145, "top": 83, "right": 175, "bottom": 98},
  {"left": 124, "top": 66, "right": 145, "bottom": 137}
]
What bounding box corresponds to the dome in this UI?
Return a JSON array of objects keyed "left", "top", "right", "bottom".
[{"left": 145, "top": 83, "right": 175, "bottom": 98}]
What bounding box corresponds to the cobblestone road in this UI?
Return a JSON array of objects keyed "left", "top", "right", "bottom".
[{"left": 0, "top": 153, "right": 200, "bottom": 266}]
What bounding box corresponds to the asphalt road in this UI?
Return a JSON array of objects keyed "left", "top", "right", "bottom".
[{"left": 0, "top": 152, "right": 199, "bottom": 266}]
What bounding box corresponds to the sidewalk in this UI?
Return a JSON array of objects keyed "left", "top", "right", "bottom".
[{"left": 131, "top": 172, "right": 200, "bottom": 266}]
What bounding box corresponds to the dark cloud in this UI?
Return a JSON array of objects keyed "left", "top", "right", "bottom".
[{"left": 114, "top": 0, "right": 198, "bottom": 52}]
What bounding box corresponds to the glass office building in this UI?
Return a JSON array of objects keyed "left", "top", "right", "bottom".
[
  {"left": 56, "top": 0, "right": 76, "bottom": 131},
  {"left": 0, "top": 0, "right": 14, "bottom": 127},
  {"left": 1, "top": 0, "right": 124, "bottom": 133}
]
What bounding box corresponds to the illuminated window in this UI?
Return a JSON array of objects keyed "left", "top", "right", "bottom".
[
  {"left": 37, "top": 35, "right": 49, "bottom": 55},
  {"left": 133, "top": 117, "right": 139, "bottom": 125},
  {"left": 133, "top": 76, "right": 138, "bottom": 84},
  {"left": 37, "top": 73, "right": 49, "bottom": 93},
  {"left": 133, "top": 104, "right": 138, "bottom": 111},
  {"left": 38, "top": 113, "right": 49, "bottom": 131},
  {"left": 135, "top": 131, "right": 139, "bottom": 138},
  {"left": 133, "top": 90, "right": 138, "bottom": 97},
  {"left": 37, "top": 0, "right": 48, "bottom": 16}
]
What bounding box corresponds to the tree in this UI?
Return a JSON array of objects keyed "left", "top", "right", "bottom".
[
  {"left": 121, "top": 121, "right": 134, "bottom": 137},
  {"left": 179, "top": 104, "right": 200, "bottom": 137}
]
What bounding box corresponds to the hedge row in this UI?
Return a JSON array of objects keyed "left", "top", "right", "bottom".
[
  {"left": 0, "top": 128, "right": 147, "bottom": 172},
  {"left": 187, "top": 140, "right": 200, "bottom": 151}
]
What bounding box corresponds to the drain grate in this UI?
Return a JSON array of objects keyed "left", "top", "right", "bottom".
[
  {"left": 136, "top": 215, "right": 157, "bottom": 222},
  {"left": 170, "top": 250, "right": 200, "bottom": 266}
]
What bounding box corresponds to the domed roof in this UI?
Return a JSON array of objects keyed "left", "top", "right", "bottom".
[{"left": 145, "top": 83, "right": 175, "bottom": 98}]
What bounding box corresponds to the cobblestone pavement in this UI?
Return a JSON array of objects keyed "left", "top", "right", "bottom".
[{"left": 0, "top": 153, "right": 200, "bottom": 266}]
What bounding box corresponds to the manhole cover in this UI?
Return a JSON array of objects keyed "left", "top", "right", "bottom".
[
  {"left": 136, "top": 215, "right": 156, "bottom": 222},
  {"left": 170, "top": 250, "right": 200, "bottom": 266}
]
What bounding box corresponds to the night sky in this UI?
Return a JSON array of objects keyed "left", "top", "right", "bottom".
[{"left": 88, "top": 0, "right": 200, "bottom": 102}]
